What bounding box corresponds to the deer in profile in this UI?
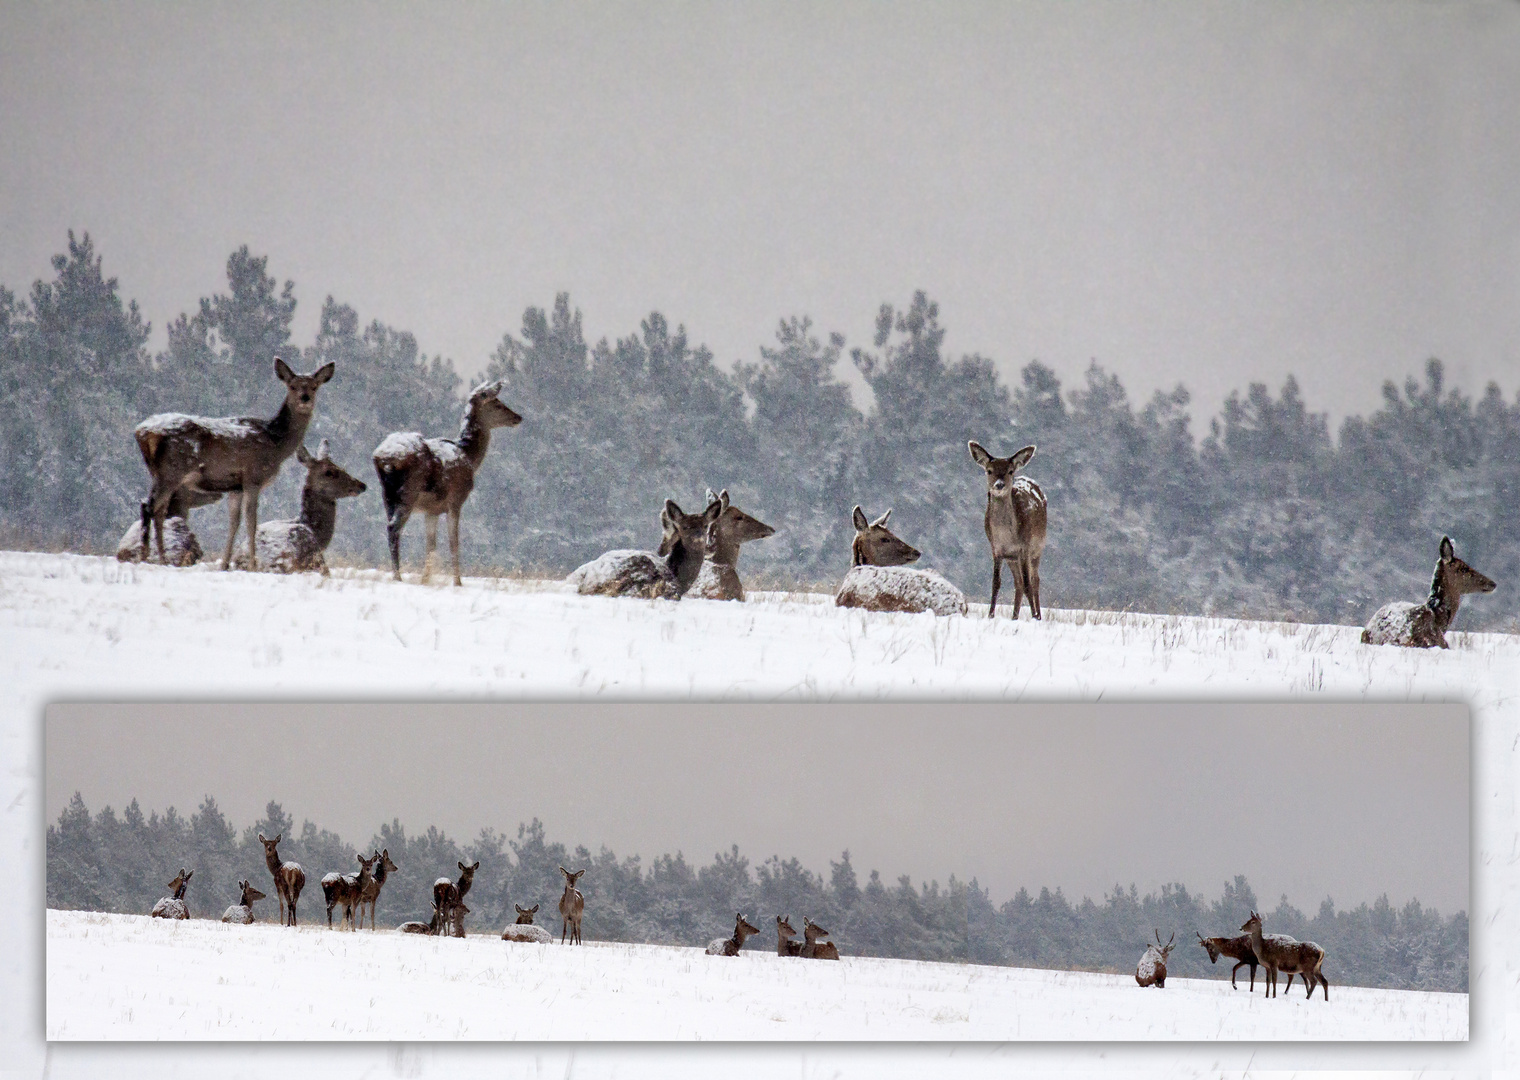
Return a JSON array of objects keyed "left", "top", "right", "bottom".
[
  {"left": 1241, "top": 910, "right": 1329, "bottom": 1000},
  {"left": 968, "top": 442, "right": 1048, "bottom": 619},
  {"left": 116, "top": 488, "right": 216, "bottom": 566},
  {"left": 800, "top": 916, "right": 839, "bottom": 960},
  {"left": 558, "top": 866, "right": 586, "bottom": 945},
  {"left": 373, "top": 379, "right": 522, "bottom": 586},
  {"left": 705, "top": 912, "right": 760, "bottom": 956},
  {"left": 257, "top": 831, "right": 306, "bottom": 926},
  {"left": 689, "top": 489, "right": 776, "bottom": 601},
  {"left": 136, "top": 357, "right": 336, "bottom": 569},
  {"left": 502, "top": 903, "right": 554, "bottom": 943},
  {"left": 221, "top": 879, "right": 267, "bottom": 924},
  {"left": 1135, "top": 929, "right": 1176, "bottom": 987},
  {"left": 775, "top": 915, "right": 803, "bottom": 957},
  {"left": 235, "top": 440, "right": 366, "bottom": 574},
  {"left": 1362, "top": 536, "right": 1497, "bottom": 648},
  {"left": 150, "top": 868, "right": 193, "bottom": 919},
  {"left": 354, "top": 848, "right": 397, "bottom": 930},
  {"left": 1196, "top": 931, "right": 1260, "bottom": 990},
  {"left": 568, "top": 497, "right": 724, "bottom": 600},
  {"left": 322, "top": 851, "right": 377, "bottom": 931},
  {"left": 834, "top": 506, "right": 968, "bottom": 616},
  {"left": 432, "top": 860, "right": 480, "bottom": 937},
  {"left": 398, "top": 902, "right": 442, "bottom": 935}
]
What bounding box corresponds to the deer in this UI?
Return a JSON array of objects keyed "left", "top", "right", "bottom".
[
  {"left": 354, "top": 848, "right": 397, "bottom": 930},
  {"left": 1361, "top": 536, "right": 1497, "bottom": 648},
  {"left": 136, "top": 357, "right": 336, "bottom": 569},
  {"left": 1135, "top": 929, "right": 1176, "bottom": 987},
  {"left": 834, "top": 506, "right": 968, "bottom": 616},
  {"left": 234, "top": 440, "right": 367, "bottom": 574},
  {"left": 432, "top": 860, "right": 480, "bottom": 937},
  {"left": 567, "top": 497, "right": 724, "bottom": 599},
  {"left": 705, "top": 912, "right": 761, "bottom": 956},
  {"left": 558, "top": 866, "right": 586, "bottom": 945},
  {"left": 501, "top": 903, "right": 554, "bottom": 943},
  {"left": 257, "top": 831, "right": 306, "bottom": 926},
  {"left": 398, "top": 902, "right": 442, "bottom": 935},
  {"left": 968, "top": 441, "right": 1048, "bottom": 619},
  {"left": 800, "top": 916, "right": 840, "bottom": 960},
  {"left": 1241, "top": 910, "right": 1329, "bottom": 1000},
  {"left": 1196, "top": 931, "right": 1260, "bottom": 990},
  {"left": 446, "top": 900, "right": 470, "bottom": 938},
  {"left": 116, "top": 488, "right": 216, "bottom": 565},
  {"left": 150, "top": 868, "right": 193, "bottom": 919},
  {"left": 221, "top": 879, "right": 267, "bottom": 924},
  {"left": 775, "top": 914, "right": 803, "bottom": 957},
  {"left": 322, "top": 851, "right": 377, "bottom": 931},
  {"left": 689, "top": 489, "right": 776, "bottom": 601},
  {"left": 372, "top": 379, "right": 522, "bottom": 586}
]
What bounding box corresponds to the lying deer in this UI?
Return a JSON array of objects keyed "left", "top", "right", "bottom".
[
  {"left": 116, "top": 488, "right": 215, "bottom": 566},
  {"left": 567, "top": 498, "right": 723, "bottom": 600},
  {"left": 1196, "top": 931, "right": 1260, "bottom": 990},
  {"left": 150, "top": 868, "right": 193, "bottom": 920},
  {"left": 1135, "top": 929, "right": 1175, "bottom": 987},
  {"left": 705, "top": 912, "right": 760, "bottom": 956},
  {"left": 398, "top": 902, "right": 442, "bottom": 935},
  {"left": 834, "top": 506, "right": 967, "bottom": 616},
  {"left": 234, "top": 440, "right": 366, "bottom": 574},
  {"left": 559, "top": 866, "right": 586, "bottom": 945},
  {"left": 355, "top": 849, "right": 397, "bottom": 931},
  {"left": 373, "top": 379, "right": 522, "bottom": 586},
  {"left": 222, "top": 879, "right": 267, "bottom": 924},
  {"left": 1241, "top": 910, "right": 1329, "bottom": 1000},
  {"left": 501, "top": 903, "right": 554, "bottom": 944},
  {"left": 258, "top": 831, "right": 306, "bottom": 926},
  {"left": 775, "top": 914, "right": 803, "bottom": 957},
  {"left": 322, "top": 851, "right": 377, "bottom": 931},
  {"left": 1361, "top": 536, "right": 1496, "bottom": 648},
  {"left": 689, "top": 489, "right": 776, "bottom": 601},
  {"left": 800, "top": 916, "right": 839, "bottom": 960},
  {"left": 968, "top": 441, "right": 1048, "bottom": 619},
  {"left": 433, "top": 860, "right": 480, "bottom": 937},
  {"left": 136, "top": 357, "right": 336, "bottom": 569}
]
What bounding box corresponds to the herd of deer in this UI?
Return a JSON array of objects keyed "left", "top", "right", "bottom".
[
  {"left": 1140, "top": 912, "right": 1329, "bottom": 1000},
  {"left": 118, "top": 355, "right": 1497, "bottom": 640}
]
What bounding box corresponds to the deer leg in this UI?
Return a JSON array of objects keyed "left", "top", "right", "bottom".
[
  {"left": 1011, "top": 557, "right": 1026, "bottom": 620},
  {"left": 448, "top": 507, "right": 462, "bottom": 586},
  {"left": 1027, "top": 554, "right": 1042, "bottom": 619},
  {"left": 244, "top": 485, "right": 260, "bottom": 570},
  {"left": 423, "top": 514, "right": 437, "bottom": 582},
  {"left": 385, "top": 504, "right": 410, "bottom": 581},
  {"left": 989, "top": 558, "right": 1002, "bottom": 618},
  {"left": 221, "top": 492, "right": 244, "bottom": 570}
]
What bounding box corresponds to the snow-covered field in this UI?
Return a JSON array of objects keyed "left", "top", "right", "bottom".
[{"left": 46, "top": 909, "right": 1466, "bottom": 1040}]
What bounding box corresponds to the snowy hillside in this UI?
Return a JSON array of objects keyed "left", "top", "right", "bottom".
[{"left": 45, "top": 909, "right": 1466, "bottom": 1040}]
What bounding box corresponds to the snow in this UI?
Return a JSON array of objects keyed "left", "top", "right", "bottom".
[
  {"left": 44, "top": 909, "right": 1464, "bottom": 1040},
  {"left": 835, "top": 565, "right": 969, "bottom": 616},
  {"left": 1362, "top": 600, "right": 1431, "bottom": 647},
  {"left": 371, "top": 431, "right": 427, "bottom": 466},
  {"left": 567, "top": 549, "right": 679, "bottom": 599},
  {"left": 136, "top": 413, "right": 258, "bottom": 442}
]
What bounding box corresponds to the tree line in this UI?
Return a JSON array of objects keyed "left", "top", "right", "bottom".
[{"left": 46, "top": 791, "right": 1468, "bottom": 993}]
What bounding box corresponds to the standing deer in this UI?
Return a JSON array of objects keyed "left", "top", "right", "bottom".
[
  {"left": 221, "top": 879, "right": 267, "bottom": 924},
  {"left": 558, "top": 866, "right": 586, "bottom": 945},
  {"left": 775, "top": 914, "right": 803, "bottom": 957},
  {"left": 1135, "top": 929, "right": 1176, "bottom": 987},
  {"left": 150, "top": 868, "right": 193, "bottom": 920},
  {"left": 968, "top": 441, "right": 1048, "bottom": 619},
  {"left": 705, "top": 912, "right": 760, "bottom": 956},
  {"left": 834, "top": 506, "right": 967, "bottom": 616},
  {"left": 1241, "top": 910, "right": 1329, "bottom": 1000},
  {"left": 322, "top": 851, "right": 377, "bottom": 931},
  {"left": 1361, "top": 536, "right": 1497, "bottom": 648},
  {"left": 502, "top": 903, "right": 554, "bottom": 943},
  {"left": 567, "top": 498, "right": 724, "bottom": 599},
  {"left": 689, "top": 489, "right": 776, "bottom": 601},
  {"left": 432, "top": 860, "right": 480, "bottom": 937},
  {"left": 136, "top": 358, "right": 336, "bottom": 569},
  {"left": 258, "top": 831, "right": 306, "bottom": 927},
  {"left": 1196, "top": 931, "right": 1260, "bottom": 990},
  {"left": 800, "top": 916, "right": 839, "bottom": 960},
  {"left": 116, "top": 488, "right": 216, "bottom": 565},
  {"left": 354, "top": 849, "right": 397, "bottom": 931},
  {"left": 372, "top": 380, "right": 522, "bottom": 586},
  {"left": 446, "top": 900, "right": 470, "bottom": 938},
  {"left": 237, "top": 440, "right": 366, "bottom": 573}
]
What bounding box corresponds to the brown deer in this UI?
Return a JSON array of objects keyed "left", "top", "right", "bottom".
[
  {"left": 322, "top": 851, "right": 377, "bottom": 931},
  {"left": 968, "top": 441, "right": 1048, "bottom": 619},
  {"left": 800, "top": 916, "right": 840, "bottom": 960},
  {"left": 502, "top": 903, "right": 554, "bottom": 943},
  {"left": 136, "top": 358, "right": 336, "bottom": 569},
  {"left": 689, "top": 489, "right": 776, "bottom": 601},
  {"left": 705, "top": 912, "right": 761, "bottom": 956},
  {"left": 558, "top": 866, "right": 586, "bottom": 945},
  {"left": 398, "top": 902, "right": 442, "bottom": 935},
  {"left": 568, "top": 498, "right": 724, "bottom": 599},
  {"left": 257, "top": 832, "right": 306, "bottom": 926},
  {"left": 221, "top": 879, "right": 267, "bottom": 924},
  {"left": 354, "top": 848, "right": 397, "bottom": 930},
  {"left": 1135, "top": 929, "right": 1176, "bottom": 987},
  {"left": 372, "top": 380, "right": 522, "bottom": 586},
  {"left": 834, "top": 506, "right": 968, "bottom": 616},
  {"left": 1196, "top": 931, "right": 1260, "bottom": 990},
  {"left": 150, "top": 868, "right": 193, "bottom": 919},
  {"left": 775, "top": 914, "right": 803, "bottom": 957},
  {"left": 236, "top": 440, "right": 366, "bottom": 573},
  {"left": 515, "top": 903, "right": 540, "bottom": 924},
  {"left": 446, "top": 900, "right": 470, "bottom": 938},
  {"left": 116, "top": 488, "right": 216, "bottom": 565},
  {"left": 432, "top": 860, "right": 480, "bottom": 936},
  {"left": 1241, "top": 910, "right": 1329, "bottom": 1000},
  {"left": 1361, "top": 536, "right": 1497, "bottom": 648}
]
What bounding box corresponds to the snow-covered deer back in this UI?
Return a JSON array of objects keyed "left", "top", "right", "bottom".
[
  {"left": 689, "top": 489, "right": 776, "bottom": 601},
  {"left": 1361, "top": 535, "right": 1496, "bottom": 648},
  {"left": 240, "top": 440, "right": 366, "bottom": 574},
  {"left": 968, "top": 441, "right": 1048, "bottom": 619},
  {"left": 835, "top": 506, "right": 967, "bottom": 616},
  {"left": 705, "top": 912, "right": 760, "bottom": 956},
  {"left": 150, "top": 868, "right": 193, "bottom": 920},
  {"left": 568, "top": 498, "right": 723, "bottom": 600},
  {"left": 1134, "top": 929, "right": 1175, "bottom": 987},
  {"left": 221, "top": 879, "right": 266, "bottom": 924},
  {"left": 1241, "top": 910, "right": 1329, "bottom": 1000}
]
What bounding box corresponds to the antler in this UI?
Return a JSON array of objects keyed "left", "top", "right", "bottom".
[{"left": 1167, "top": 930, "right": 1175, "bottom": 946}]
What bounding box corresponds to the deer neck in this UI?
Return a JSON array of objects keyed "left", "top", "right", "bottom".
[
  {"left": 708, "top": 531, "right": 742, "bottom": 568},
  {"left": 663, "top": 535, "right": 704, "bottom": 592},
  {"left": 264, "top": 850, "right": 281, "bottom": 876},
  {"left": 1426, "top": 564, "right": 1459, "bottom": 631},
  {"left": 851, "top": 536, "right": 866, "bottom": 567},
  {"left": 372, "top": 861, "right": 389, "bottom": 888},
  {"left": 265, "top": 400, "right": 313, "bottom": 455},
  {"left": 1247, "top": 923, "right": 1265, "bottom": 958},
  {"left": 298, "top": 487, "right": 339, "bottom": 548},
  {"left": 456, "top": 410, "right": 492, "bottom": 469}
]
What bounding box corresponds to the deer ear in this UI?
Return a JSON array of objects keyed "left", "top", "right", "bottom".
[
  {"left": 317, "top": 439, "right": 331, "bottom": 460},
  {"left": 1010, "top": 444, "right": 1037, "bottom": 469},
  {"left": 968, "top": 440, "right": 991, "bottom": 467},
  {"left": 258, "top": 832, "right": 266, "bottom": 842},
  {"left": 274, "top": 358, "right": 294, "bottom": 384},
  {"left": 296, "top": 444, "right": 313, "bottom": 465},
  {"left": 664, "top": 499, "right": 683, "bottom": 520},
  {"left": 852, "top": 506, "right": 869, "bottom": 531},
  {"left": 872, "top": 509, "right": 893, "bottom": 528},
  {"left": 705, "top": 488, "right": 718, "bottom": 507},
  {"left": 702, "top": 498, "right": 723, "bottom": 525},
  {"left": 719, "top": 489, "right": 730, "bottom": 511},
  {"left": 1440, "top": 536, "right": 1455, "bottom": 561},
  {"left": 459, "top": 861, "right": 467, "bottom": 872},
  {"left": 312, "top": 362, "right": 336, "bottom": 385}
]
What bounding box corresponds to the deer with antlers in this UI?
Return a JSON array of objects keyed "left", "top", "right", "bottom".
[
  {"left": 834, "top": 506, "right": 967, "bottom": 616},
  {"left": 1196, "top": 931, "right": 1261, "bottom": 990},
  {"left": 150, "top": 868, "right": 193, "bottom": 920},
  {"left": 558, "top": 866, "right": 586, "bottom": 945},
  {"left": 1135, "top": 929, "right": 1176, "bottom": 987},
  {"left": 221, "top": 879, "right": 267, "bottom": 924},
  {"left": 689, "top": 489, "right": 776, "bottom": 601},
  {"left": 1362, "top": 536, "right": 1497, "bottom": 648},
  {"left": 968, "top": 441, "right": 1048, "bottom": 619},
  {"left": 257, "top": 832, "right": 306, "bottom": 927},
  {"left": 705, "top": 912, "right": 760, "bottom": 956},
  {"left": 1241, "top": 910, "right": 1329, "bottom": 1000}
]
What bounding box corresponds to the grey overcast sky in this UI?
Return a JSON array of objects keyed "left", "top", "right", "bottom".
[
  {"left": 46, "top": 702, "right": 1469, "bottom": 913},
  {"left": 2, "top": 3, "right": 1517, "bottom": 425}
]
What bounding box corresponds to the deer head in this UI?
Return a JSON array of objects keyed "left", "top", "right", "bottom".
[
  {"left": 850, "top": 506, "right": 920, "bottom": 567},
  {"left": 166, "top": 868, "right": 193, "bottom": 894},
  {"left": 735, "top": 912, "right": 759, "bottom": 938},
  {"left": 703, "top": 488, "right": 776, "bottom": 562},
  {"left": 803, "top": 916, "right": 830, "bottom": 940},
  {"left": 657, "top": 498, "right": 724, "bottom": 559},
  {"left": 968, "top": 441, "right": 1036, "bottom": 498},
  {"left": 238, "top": 879, "right": 267, "bottom": 906},
  {"left": 776, "top": 914, "right": 797, "bottom": 940},
  {"left": 1196, "top": 931, "right": 1221, "bottom": 962},
  {"left": 274, "top": 357, "right": 336, "bottom": 416},
  {"left": 1436, "top": 536, "right": 1497, "bottom": 598},
  {"left": 467, "top": 380, "right": 523, "bottom": 431},
  {"left": 1241, "top": 910, "right": 1264, "bottom": 934},
  {"left": 295, "top": 440, "right": 368, "bottom": 499},
  {"left": 559, "top": 866, "right": 586, "bottom": 889},
  {"left": 377, "top": 849, "right": 398, "bottom": 876},
  {"left": 515, "top": 903, "right": 539, "bottom": 924},
  {"left": 1151, "top": 928, "right": 1176, "bottom": 959}
]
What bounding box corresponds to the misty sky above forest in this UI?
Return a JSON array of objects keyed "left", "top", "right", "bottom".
[{"left": 2, "top": 3, "right": 1517, "bottom": 427}]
